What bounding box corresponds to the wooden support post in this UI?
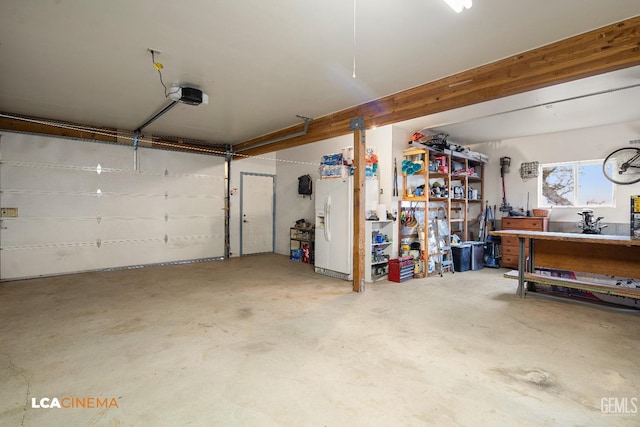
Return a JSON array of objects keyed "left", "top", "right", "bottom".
[{"left": 351, "top": 118, "right": 366, "bottom": 292}]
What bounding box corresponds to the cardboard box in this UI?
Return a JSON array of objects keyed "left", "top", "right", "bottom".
[{"left": 632, "top": 195, "right": 640, "bottom": 240}]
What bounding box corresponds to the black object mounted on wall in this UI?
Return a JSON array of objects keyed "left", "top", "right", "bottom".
[{"left": 298, "top": 174, "right": 313, "bottom": 197}]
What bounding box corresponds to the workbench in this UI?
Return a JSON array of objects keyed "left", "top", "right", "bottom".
[{"left": 490, "top": 230, "right": 640, "bottom": 299}]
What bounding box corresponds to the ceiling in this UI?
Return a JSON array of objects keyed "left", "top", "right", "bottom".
[
  {"left": 397, "top": 64, "right": 640, "bottom": 145},
  {"left": 1, "top": 1, "right": 640, "bottom": 147}
]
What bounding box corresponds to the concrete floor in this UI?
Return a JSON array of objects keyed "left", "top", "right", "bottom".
[{"left": 1, "top": 254, "right": 639, "bottom": 427}]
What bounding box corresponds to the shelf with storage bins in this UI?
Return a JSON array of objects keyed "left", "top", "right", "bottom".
[
  {"left": 290, "top": 227, "right": 314, "bottom": 264},
  {"left": 467, "top": 162, "right": 484, "bottom": 240},
  {"left": 365, "top": 220, "right": 394, "bottom": 282},
  {"left": 400, "top": 148, "right": 452, "bottom": 277},
  {"left": 400, "top": 148, "right": 427, "bottom": 277},
  {"left": 450, "top": 158, "right": 484, "bottom": 241},
  {"left": 400, "top": 146, "right": 486, "bottom": 275}
]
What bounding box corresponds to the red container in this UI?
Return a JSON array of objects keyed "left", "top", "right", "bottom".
[
  {"left": 389, "top": 256, "right": 414, "bottom": 267},
  {"left": 302, "top": 243, "right": 311, "bottom": 263},
  {"left": 389, "top": 256, "right": 414, "bottom": 282}
]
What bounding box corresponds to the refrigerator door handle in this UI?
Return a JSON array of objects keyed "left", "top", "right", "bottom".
[{"left": 324, "top": 197, "right": 331, "bottom": 242}]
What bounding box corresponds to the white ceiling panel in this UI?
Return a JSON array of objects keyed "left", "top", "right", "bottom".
[{"left": 1, "top": 1, "right": 639, "bottom": 145}]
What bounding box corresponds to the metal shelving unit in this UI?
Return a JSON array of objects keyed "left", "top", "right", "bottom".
[
  {"left": 365, "top": 220, "right": 394, "bottom": 282},
  {"left": 290, "top": 227, "right": 314, "bottom": 264}
]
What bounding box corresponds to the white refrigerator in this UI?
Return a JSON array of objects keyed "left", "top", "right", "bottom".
[
  {"left": 314, "top": 177, "right": 379, "bottom": 281},
  {"left": 315, "top": 177, "right": 353, "bottom": 280}
]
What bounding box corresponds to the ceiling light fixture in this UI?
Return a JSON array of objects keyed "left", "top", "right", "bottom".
[{"left": 442, "top": 0, "right": 473, "bottom": 13}]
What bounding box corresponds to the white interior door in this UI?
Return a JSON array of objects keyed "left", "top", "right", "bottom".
[{"left": 241, "top": 173, "right": 274, "bottom": 255}]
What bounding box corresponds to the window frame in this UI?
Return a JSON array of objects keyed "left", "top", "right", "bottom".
[{"left": 537, "top": 159, "right": 615, "bottom": 209}]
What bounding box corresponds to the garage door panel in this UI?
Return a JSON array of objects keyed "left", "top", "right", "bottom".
[{"left": 0, "top": 133, "right": 226, "bottom": 280}]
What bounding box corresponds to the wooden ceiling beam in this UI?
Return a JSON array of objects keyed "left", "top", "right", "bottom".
[
  {"left": 0, "top": 115, "right": 118, "bottom": 144},
  {"left": 0, "top": 114, "right": 228, "bottom": 156},
  {"left": 235, "top": 16, "right": 640, "bottom": 158}
]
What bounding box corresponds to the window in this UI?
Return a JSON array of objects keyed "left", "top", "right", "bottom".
[{"left": 538, "top": 160, "right": 614, "bottom": 208}]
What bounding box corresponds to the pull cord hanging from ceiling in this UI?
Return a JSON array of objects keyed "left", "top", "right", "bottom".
[
  {"left": 352, "top": 0, "right": 357, "bottom": 78},
  {"left": 149, "top": 49, "right": 179, "bottom": 98}
]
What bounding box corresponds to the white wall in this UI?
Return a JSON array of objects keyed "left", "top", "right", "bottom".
[
  {"left": 274, "top": 134, "right": 350, "bottom": 255},
  {"left": 0, "top": 132, "right": 227, "bottom": 279},
  {"left": 470, "top": 120, "right": 640, "bottom": 232},
  {"left": 391, "top": 126, "right": 412, "bottom": 217},
  {"left": 274, "top": 125, "right": 411, "bottom": 257}
]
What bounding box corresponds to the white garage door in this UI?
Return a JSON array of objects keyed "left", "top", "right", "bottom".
[{"left": 0, "top": 133, "right": 226, "bottom": 280}]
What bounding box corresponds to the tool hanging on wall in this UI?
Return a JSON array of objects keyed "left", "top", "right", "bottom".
[
  {"left": 520, "top": 161, "right": 539, "bottom": 180},
  {"left": 393, "top": 157, "right": 399, "bottom": 197},
  {"left": 297, "top": 174, "right": 313, "bottom": 198},
  {"left": 499, "top": 156, "right": 513, "bottom": 213}
]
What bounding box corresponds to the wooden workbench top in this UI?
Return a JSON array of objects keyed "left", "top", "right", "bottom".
[{"left": 490, "top": 230, "right": 640, "bottom": 247}]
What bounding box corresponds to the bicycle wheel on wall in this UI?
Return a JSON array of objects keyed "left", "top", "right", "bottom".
[{"left": 602, "top": 147, "right": 640, "bottom": 185}]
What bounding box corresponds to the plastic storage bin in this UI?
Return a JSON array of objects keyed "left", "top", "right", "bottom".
[
  {"left": 451, "top": 244, "right": 471, "bottom": 272},
  {"left": 466, "top": 241, "right": 485, "bottom": 271},
  {"left": 290, "top": 249, "right": 303, "bottom": 261}
]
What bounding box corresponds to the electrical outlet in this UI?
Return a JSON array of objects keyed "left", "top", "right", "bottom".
[{"left": 1, "top": 207, "right": 18, "bottom": 217}]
